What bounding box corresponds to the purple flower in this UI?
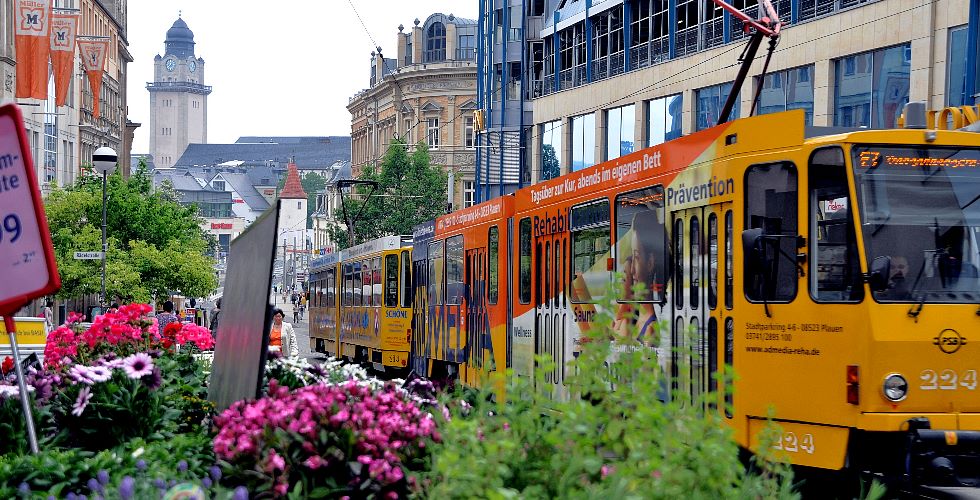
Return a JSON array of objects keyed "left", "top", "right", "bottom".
[
  {"left": 121, "top": 353, "right": 154, "bottom": 379},
  {"left": 65, "top": 493, "right": 77, "bottom": 500},
  {"left": 72, "top": 387, "right": 92, "bottom": 416},
  {"left": 17, "top": 482, "right": 29, "bottom": 495},
  {"left": 88, "top": 366, "right": 112, "bottom": 383},
  {"left": 208, "top": 465, "right": 222, "bottom": 481},
  {"left": 201, "top": 477, "right": 212, "bottom": 488},
  {"left": 142, "top": 367, "right": 162, "bottom": 390},
  {"left": 232, "top": 486, "right": 249, "bottom": 500},
  {"left": 136, "top": 459, "right": 147, "bottom": 471},
  {"left": 152, "top": 479, "right": 166, "bottom": 490},
  {"left": 97, "top": 470, "right": 110, "bottom": 485},
  {"left": 118, "top": 476, "right": 135, "bottom": 500},
  {"left": 87, "top": 478, "right": 101, "bottom": 493},
  {"left": 177, "top": 460, "right": 188, "bottom": 472},
  {"left": 70, "top": 366, "right": 96, "bottom": 385}
]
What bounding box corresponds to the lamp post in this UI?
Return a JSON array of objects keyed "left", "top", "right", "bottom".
[{"left": 92, "top": 146, "right": 117, "bottom": 309}]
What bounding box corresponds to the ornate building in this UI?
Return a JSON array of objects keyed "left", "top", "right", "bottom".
[
  {"left": 348, "top": 13, "right": 478, "bottom": 210},
  {"left": 2, "top": 0, "right": 132, "bottom": 187},
  {"left": 148, "top": 16, "right": 210, "bottom": 169},
  {"left": 79, "top": 0, "right": 134, "bottom": 178}
]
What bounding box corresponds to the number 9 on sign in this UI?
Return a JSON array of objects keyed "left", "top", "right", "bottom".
[{"left": 1, "top": 213, "right": 20, "bottom": 243}]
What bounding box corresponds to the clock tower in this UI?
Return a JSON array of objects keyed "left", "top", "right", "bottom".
[{"left": 147, "top": 16, "right": 211, "bottom": 169}]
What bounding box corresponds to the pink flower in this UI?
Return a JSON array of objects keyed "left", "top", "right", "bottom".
[
  {"left": 266, "top": 450, "right": 285, "bottom": 472},
  {"left": 601, "top": 465, "right": 614, "bottom": 478},
  {"left": 303, "top": 455, "right": 325, "bottom": 469},
  {"left": 72, "top": 386, "right": 92, "bottom": 416}
]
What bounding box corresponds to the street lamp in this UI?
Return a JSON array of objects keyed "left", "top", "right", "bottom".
[{"left": 92, "top": 146, "right": 117, "bottom": 309}]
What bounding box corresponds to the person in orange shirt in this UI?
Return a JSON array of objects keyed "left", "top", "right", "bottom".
[{"left": 269, "top": 308, "right": 299, "bottom": 357}]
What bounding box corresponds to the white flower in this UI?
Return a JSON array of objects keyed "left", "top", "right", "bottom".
[{"left": 121, "top": 353, "right": 154, "bottom": 379}]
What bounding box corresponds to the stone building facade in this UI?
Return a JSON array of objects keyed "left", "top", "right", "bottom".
[
  {"left": 79, "top": 0, "right": 133, "bottom": 178},
  {"left": 348, "top": 13, "right": 479, "bottom": 210},
  {"left": 1, "top": 0, "right": 132, "bottom": 188},
  {"left": 148, "top": 16, "right": 210, "bottom": 169}
]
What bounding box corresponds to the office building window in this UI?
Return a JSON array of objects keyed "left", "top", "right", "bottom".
[
  {"left": 464, "top": 116, "right": 475, "bottom": 149},
  {"left": 834, "top": 44, "right": 910, "bottom": 128},
  {"left": 425, "top": 22, "right": 446, "bottom": 62},
  {"left": 947, "top": 26, "right": 969, "bottom": 107},
  {"left": 571, "top": 113, "right": 596, "bottom": 172},
  {"left": 540, "top": 120, "right": 562, "bottom": 181},
  {"left": 630, "top": 0, "right": 670, "bottom": 69},
  {"left": 427, "top": 118, "right": 440, "bottom": 148},
  {"left": 756, "top": 65, "right": 815, "bottom": 124},
  {"left": 592, "top": 5, "right": 625, "bottom": 81},
  {"left": 463, "top": 181, "right": 476, "bottom": 208},
  {"left": 606, "top": 104, "right": 635, "bottom": 161},
  {"left": 558, "top": 21, "right": 587, "bottom": 90},
  {"left": 647, "top": 94, "right": 683, "bottom": 147},
  {"left": 696, "top": 83, "right": 739, "bottom": 131}
]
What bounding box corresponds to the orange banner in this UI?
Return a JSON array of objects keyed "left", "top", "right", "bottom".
[
  {"left": 49, "top": 12, "right": 78, "bottom": 107},
  {"left": 77, "top": 38, "right": 108, "bottom": 119},
  {"left": 14, "top": 0, "right": 52, "bottom": 100}
]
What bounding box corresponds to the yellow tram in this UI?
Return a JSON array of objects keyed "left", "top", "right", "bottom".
[{"left": 308, "top": 236, "right": 413, "bottom": 373}]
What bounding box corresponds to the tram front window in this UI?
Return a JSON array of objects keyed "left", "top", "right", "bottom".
[{"left": 853, "top": 145, "right": 980, "bottom": 302}]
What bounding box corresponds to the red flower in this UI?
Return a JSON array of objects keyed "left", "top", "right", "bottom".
[{"left": 1, "top": 356, "right": 13, "bottom": 375}]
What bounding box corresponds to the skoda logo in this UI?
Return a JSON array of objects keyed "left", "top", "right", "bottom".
[{"left": 933, "top": 329, "right": 967, "bottom": 354}]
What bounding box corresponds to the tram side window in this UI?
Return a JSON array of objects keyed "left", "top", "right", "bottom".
[
  {"left": 327, "top": 268, "right": 337, "bottom": 307},
  {"left": 429, "top": 241, "right": 445, "bottom": 306},
  {"left": 373, "top": 257, "right": 382, "bottom": 306},
  {"left": 615, "top": 186, "right": 667, "bottom": 303},
  {"left": 519, "top": 218, "right": 532, "bottom": 304},
  {"left": 446, "top": 236, "right": 464, "bottom": 305},
  {"left": 744, "top": 162, "right": 799, "bottom": 302},
  {"left": 725, "top": 211, "right": 733, "bottom": 310},
  {"left": 353, "top": 262, "right": 363, "bottom": 306},
  {"left": 810, "top": 147, "right": 863, "bottom": 302},
  {"left": 385, "top": 254, "right": 399, "bottom": 307},
  {"left": 363, "top": 260, "right": 374, "bottom": 307},
  {"left": 708, "top": 214, "right": 718, "bottom": 310},
  {"left": 344, "top": 263, "right": 353, "bottom": 307},
  {"left": 400, "top": 250, "right": 412, "bottom": 308},
  {"left": 488, "top": 226, "right": 499, "bottom": 304},
  {"left": 570, "top": 199, "right": 612, "bottom": 303}
]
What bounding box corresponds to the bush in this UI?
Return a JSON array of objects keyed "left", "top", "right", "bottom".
[
  {"left": 0, "top": 432, "right": 218, "bottom": 499},
  {"left": 418, "top": 282, "right": 797, "bottom": 499},
  {"left": 214, "top": 380, "right": 438, "bottom": 498}
]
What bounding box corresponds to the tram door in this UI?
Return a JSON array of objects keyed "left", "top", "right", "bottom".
[
  {"left": 534, "top": 232, "right": 569, "bottom": 399},
  {"left": 464, "top": 247, "right": 487, "bottom": 385},
  {"left": 670, "top": 203, "right": 728, "bottom": 409}
]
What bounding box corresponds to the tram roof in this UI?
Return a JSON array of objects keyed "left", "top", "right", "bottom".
[{"left": 339, "top": 235, "right": 412, "bottom": 261}]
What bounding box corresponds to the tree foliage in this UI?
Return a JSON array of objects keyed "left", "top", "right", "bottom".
[
  {"left": 333, "top": 140, "right": 447, "bottom": 246},
  {"left": 45, "top": 164, "right": 218, "bottom": 303}
]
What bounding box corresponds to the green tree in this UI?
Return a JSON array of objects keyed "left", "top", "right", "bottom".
[
  {"left": 45, "top": 163, "right": 218, "bottom": 303},
  {"left": 340, "top": 139, "right": 447, "bottom": 245}
]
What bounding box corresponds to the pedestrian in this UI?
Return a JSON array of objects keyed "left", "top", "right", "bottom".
[
  {"left": 269, "top": 308, "right": 299, "bottom": 358},
  {"left": 156, "top": 301, "right": 179, "bottom": 336},
  {"left": 210, "top": 298, "right": 221, "bottom": 339},
  {"left": 108, "top": 302, "right": 120, "bottom": 314},
  {"left": 298, "top": 294, "right": 306, "bottom": 320},
  {"left": 42, "top": 300, "right": 54, "bottom": 332},
  {"left": 291, "top": 292, "right": 298, "bottom": 306}
]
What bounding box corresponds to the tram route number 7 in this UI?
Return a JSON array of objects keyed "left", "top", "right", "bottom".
[{"left": 0, "top": 103, "right": 61, "bottom": 315}]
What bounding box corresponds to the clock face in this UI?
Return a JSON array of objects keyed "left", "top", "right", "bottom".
[
  {"left": 165, "top": 58, "right": 176, "bottom": 72},
  {"left": 188, "top": 60, "right": 197, "bottom": 73}
]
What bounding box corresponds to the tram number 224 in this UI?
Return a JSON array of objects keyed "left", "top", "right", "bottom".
[
  {"left": 920, "top": 369, "right": 977, "bottom": 391},
  {"left": 772, "top": 432, "right": 815, "bottom": 455}
]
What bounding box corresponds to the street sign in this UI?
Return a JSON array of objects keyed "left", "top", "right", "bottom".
[
  {"left": 73, "top": 251, "right": 104, "bottom": 260},
  {"left": 0, "top": 104, "right": 61, "bottom": 312},
  {"left": 0, "top": 103, "right": 62, "bottom": 455}
]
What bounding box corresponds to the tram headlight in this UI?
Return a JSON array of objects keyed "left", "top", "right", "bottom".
[{"left": 883, "top": 373, "right": 909, "bottom": 402}]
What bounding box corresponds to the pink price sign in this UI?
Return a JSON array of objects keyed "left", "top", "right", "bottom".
[{"left": 0, "top": 104, "right": 61, "bottom": 316}]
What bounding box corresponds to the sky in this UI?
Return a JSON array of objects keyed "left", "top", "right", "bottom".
[{"left": 126, "top": 1, "right": 478, "bottom": 154}]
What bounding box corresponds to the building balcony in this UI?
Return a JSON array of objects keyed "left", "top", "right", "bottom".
[{"left": 146, "top": 81, "right": 213, "bottom": 95}]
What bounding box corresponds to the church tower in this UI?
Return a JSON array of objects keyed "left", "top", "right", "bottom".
[{"left": 147, "top": 16, "right": 211, "bottom": 169}]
